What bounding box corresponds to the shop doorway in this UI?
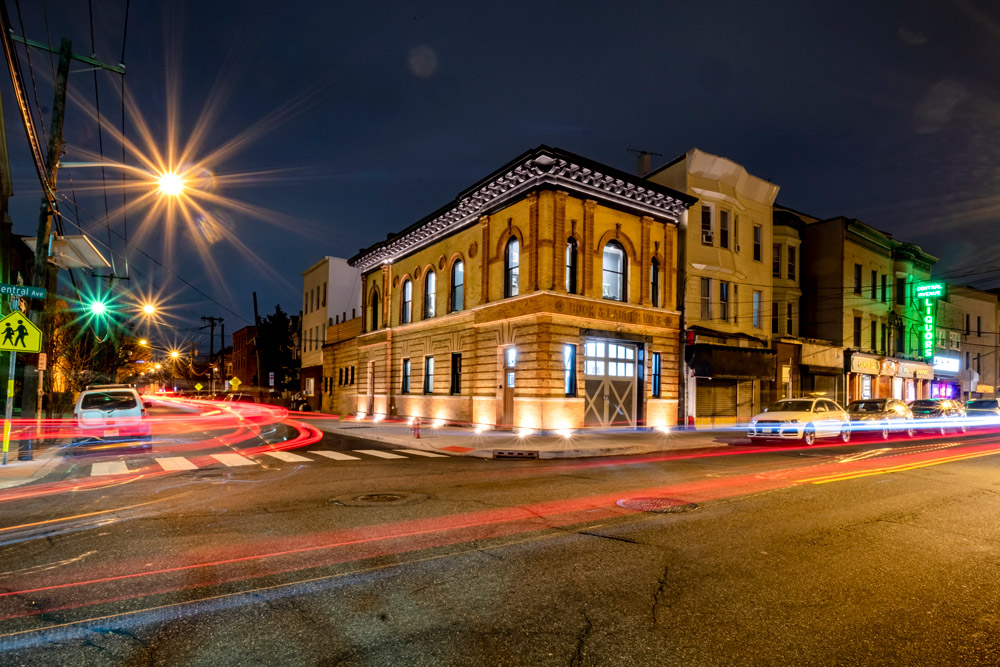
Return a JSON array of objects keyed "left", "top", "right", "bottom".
[
  {"left": 583, "top": 340, "right": 637, "bottom": 427},
  {"left": 366, "top": 361, "right": 374, "bottom": 415},
  {"left": 499, "top": 347, "right": 516, "bottom": 430}
]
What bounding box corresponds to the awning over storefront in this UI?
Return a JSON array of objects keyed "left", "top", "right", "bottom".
[
  {"left": 800, "top": 364, "right": 843, "bottom": 376},
  {"left": 686, "top": 344, "right": 775, "bottom": 380}
]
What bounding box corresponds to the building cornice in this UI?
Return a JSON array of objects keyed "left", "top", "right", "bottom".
[{"left": 349, "top": 146, "right": 694, "bottom": 272}]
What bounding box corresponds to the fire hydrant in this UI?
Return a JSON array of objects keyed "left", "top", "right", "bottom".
[{"left": 411, "top": 418, "right": 421, "bottom": 439}]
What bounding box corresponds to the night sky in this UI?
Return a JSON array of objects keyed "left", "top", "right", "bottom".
[{"left": 4, "top": 0, "right": 999, "bottom": 351}]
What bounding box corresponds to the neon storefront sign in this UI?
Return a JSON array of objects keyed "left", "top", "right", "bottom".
[{"left": 915, "top": 282, "right": 944, "bottom": 360}]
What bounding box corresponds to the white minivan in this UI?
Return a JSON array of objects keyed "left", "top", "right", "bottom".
[{"left": 74, "top": 384, "right": 153, "bottom": 443}]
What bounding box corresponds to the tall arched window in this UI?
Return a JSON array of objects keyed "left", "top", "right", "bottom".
[
  {"left": 450, "top": 260, "right": 464, "bottom": 312},
  {"left": 369, "top": 288, "right": 380, "bottom": 331},
  {"left": 602, "top": 241, "right": 626, "bottom": 302},
  {"left": 504, "top": 237, "right": 520, "bottom": 298},
  {"left": 565, "top": 238, "right": 578, "bottom": 294},
  {"left": 424, "top": 271, "right": 436, "bottom": 319},
  {"left": 401, "top": 279, "right": 412, "bottom": 324},
  {"left": 650, "top": 257, "right": 660, "bottom": 307}
]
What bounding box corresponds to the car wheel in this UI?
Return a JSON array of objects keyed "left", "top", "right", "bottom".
[
  {"left": 880, "top": 423, "right": 890, "bottom": 440},
  {"left": 803, "top": 425, "right": 816, "bottom": 446},
  {"left": 841, "top": 426, "right": 852, "bottom": 443}
]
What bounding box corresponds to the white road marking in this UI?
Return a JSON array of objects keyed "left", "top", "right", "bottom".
[
  {"left": 309, "top": 450, "right": 360, "bottom": 461},
  {"left": 837, "top": 448, "right": 892, "bottom": 464},
  {"left": 91, "top": 461, "right": 129, "bottom": 476},
  {"left": 211, "top": 453, "right": 257, "bottom": 467},
  {"left": 394, "top": 449, "right": 449, "bottom": 458},
  {"left": 156, "top": 457, "right": 199, "bottom": 471},
  {"left": 263, "top": 451, "right": 312, "bottom": 463},
  {"left": 354, "top": 449, "right": 407, "bottom": 459}
]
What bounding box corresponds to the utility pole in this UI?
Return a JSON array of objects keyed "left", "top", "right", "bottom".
[
  {"left": 253, "top": 292, "right": 264, "bottom": 402},
  {"left": 200, "top": 316, "right": 223, "bottom": 393},
  {"left": 8, "top": 33, "right": 125, "bottom": 436}
]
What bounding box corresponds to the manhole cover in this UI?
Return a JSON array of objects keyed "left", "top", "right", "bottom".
[
  {"left": 328, "top": 492, "right": 428, "bottom": 507},
  {"left": 616, "top": 497, "right": 698, "bottom": 513}
]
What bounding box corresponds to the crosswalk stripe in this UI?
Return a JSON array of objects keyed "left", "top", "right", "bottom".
[
  {"left": 394, "top": 449, "right": 449, "bottom": 458},
  {"left": 309, "top": 450, "right": 360, "bottom": 461},
  {"left": 211, "top": 453, "right": 257, "bottom": 467},
  {"left": 156, "top": 457, "right": 198, "bottom": 471},
  {"left": 354, "top": 449, "right": 407, "bottom": 459},
  {"left": 263, "top": 451, "right": 312, "bottom": 463},
  {"left": 91, "top": 461, "right": 129, "bottom": 476}
]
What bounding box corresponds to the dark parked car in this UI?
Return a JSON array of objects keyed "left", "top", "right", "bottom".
[
  {"left": 908, "top": 399, "right": 967, "bottom": 435},
  {"left": 965, "top": 399, "right": 1000, "bottom": 425},
  {"left": 846, "top": 398, "right": 915, "bottom": 439}
]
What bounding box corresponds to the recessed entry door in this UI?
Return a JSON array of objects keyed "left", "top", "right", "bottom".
[
  {"left": 366, "top": 361, "right": 375, "bottom": 415},
  {"left": 583, "top": 340, "right": 637, "bottom": 427}
]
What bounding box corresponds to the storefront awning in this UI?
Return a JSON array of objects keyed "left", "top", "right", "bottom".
[
  {"left": 800, "top": 364, "right": 843, "bottom": 377},
  {"left": 686, "top": 344, "right": 775, "bottom": 380}
]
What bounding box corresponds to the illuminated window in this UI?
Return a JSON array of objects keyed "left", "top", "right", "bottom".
[
  {"left": 504, "top": 238, "right": 519, "bottom": 298},
  {"left": 652, "top": 352, "right": 661, "bottom": 398},
  {"left": 401, "top": 279, "right": 412, "bottom": 324},
  {"left": 423, "top": 356, "right": 434, "bottom": 394},
  {"left": 701, "top": 205, "right": 713, "bottom": 245},
  {"left": 752, "top": 291, "right": 761, "bottom": 328},
  {"left": 451, "top": 261, "right": 464, "bottom": 312},
  {"left": 424, "top": 271, "right": 436, "bottom": 319},
  {"left": 564, "top": 344, "right": 577, "bottom": 397},
  {"left": 602, "top": 242, "right": 626, "bottom": 301}
]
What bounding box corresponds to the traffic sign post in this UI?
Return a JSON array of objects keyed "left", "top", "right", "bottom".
[
  {"left": 230, "top": 376, "right": 242, "bottom": 391},
  {"left": 0, "top": 284, "right": 46, "bottom": 465}
]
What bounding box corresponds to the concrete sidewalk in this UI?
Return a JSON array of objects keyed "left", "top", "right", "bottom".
[
  {"left": 0, "top": 445, "right": 63, "bottom": 490},
  {"left": 309, "top": 417, "right": 744, "bottom": 459}
]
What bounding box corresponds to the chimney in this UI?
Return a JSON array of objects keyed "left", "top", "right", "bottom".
[{"left": 637, "top": 151, "right": 651, "bottom": 177}]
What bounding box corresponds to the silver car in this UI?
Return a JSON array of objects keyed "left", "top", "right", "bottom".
[{"left": 846, "top": 398, "right": 915, "bottom": 439}]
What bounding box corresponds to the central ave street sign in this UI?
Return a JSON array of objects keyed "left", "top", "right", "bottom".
[{"left": 0, "top": 283, "right": 46, "bottom": 300}]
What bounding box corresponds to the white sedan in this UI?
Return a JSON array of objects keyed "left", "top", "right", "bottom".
[{"left": 748, "top": 397, "right": 851, "bottom": 445}]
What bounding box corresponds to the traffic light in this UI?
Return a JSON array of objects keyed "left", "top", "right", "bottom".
[{"left": 86, "top": 298, "right": 109, "bottom": 317}]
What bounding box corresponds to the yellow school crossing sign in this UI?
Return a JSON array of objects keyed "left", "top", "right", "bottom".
[{"left": 0, "top": 312, "right": 42, "bottom": 353}]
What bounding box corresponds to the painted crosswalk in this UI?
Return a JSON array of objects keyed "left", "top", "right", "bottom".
[{"left": 87, "top": 448, "right": 452, "bottom": 476}]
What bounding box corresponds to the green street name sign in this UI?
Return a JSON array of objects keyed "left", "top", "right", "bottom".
[{"left": 0, "top": 283, "right": 46, "bottom": 300}]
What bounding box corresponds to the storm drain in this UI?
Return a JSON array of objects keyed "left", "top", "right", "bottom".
[
  {"left": 616, "top": 497, "right": 698, "bottom": 513},
  {"left": 493, "top": 450, "right": 539, "bottom": 460},
  {"left": 328, "top": 492, "right": 428, "bottom": 507}
]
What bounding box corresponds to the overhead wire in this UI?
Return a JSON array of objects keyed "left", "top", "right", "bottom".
[
  {"left": 87, "top": 0, "right": 117, "bottom": 279},
  {"left": 119, "top": 0, "right": 131, "bottom": 279}
]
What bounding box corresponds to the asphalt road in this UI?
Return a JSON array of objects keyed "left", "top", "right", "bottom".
[{"left": 2, "top": 426, "right": 1000, "bottom": 665}]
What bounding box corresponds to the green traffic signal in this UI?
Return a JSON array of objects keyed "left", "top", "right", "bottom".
[{"left": 87, "top": 299, "right": 108, "bottom": 317}]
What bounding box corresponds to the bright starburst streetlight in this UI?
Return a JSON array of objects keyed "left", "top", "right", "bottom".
[
  {"left": 157, "top": 171, "right": 185, "bottom": 196},
  {"left": 143, "top": 303, "right": 156, "bottom": 315}
]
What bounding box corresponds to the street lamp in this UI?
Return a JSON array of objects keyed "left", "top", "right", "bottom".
[
  {"left": 158, "top": 172, "right": 185, "bottom": 196},
  {"left": 143, "top": 303, "right": 156, "bottom": 315}
]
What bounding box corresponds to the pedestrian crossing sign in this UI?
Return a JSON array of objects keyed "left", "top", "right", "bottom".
[{"left": 0, "top": 312, "right": 42, "bottom": 353}]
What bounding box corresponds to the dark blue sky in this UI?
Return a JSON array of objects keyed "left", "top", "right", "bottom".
[{"left": 4, "top": 0, "right": 1000, "bottom": 349}]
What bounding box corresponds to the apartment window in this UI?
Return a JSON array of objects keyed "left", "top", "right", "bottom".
[
  {"left": 752, "top": 290, "right": 761, "bottom": 328},
  {"left": 450, "top": 353, "right": 462, "bottom": 395},
  {"left": 734, "top": 216, "right": 741, "bottom": 252},
  {"left": 451, "top": 260, "right": 464, "bottom": 312},
  {"left": 424, "top": 271, "right": 436, "bottom": 319},
  {"left": 350, "top": 366, "right": 354, "bottom": 385},
  {"left": 602, "top": 241, "right": 626, "bottom": 301},
  {"left": 978, "top": 316, "right": 982, "bottom": 337},
  {"left": 504, "top": 237, "right": 520, "bottom": 298},
  {"left": 788, "top": 247, "right": 796, "bottom": 281},
  {"left": 563, "top": 344, "right": 577, "bottom": 397},
  {"left": 304, "top": 378, "right": 315, "bottom": 397},
  {"left": 786, "top": 303, "right": 793, "bottom": 336},
  {"left": 870, "top": 270, "right": 877, "bottom": 300},
  {"left": 753, "top": 225, "right": 762, "bottom": 261},
  {"left": 772, "top": 244, "right": 781, "bottom": 278},
  {"left": 977, "top": 352, "right": 981, "bottom": 372},
  {"left": 369, "top": 289, "right": 380, "bottom": 331},
  {"left": 701, "top": 205, "right": 713, "bottom": 245},
  {"left": 719, "top": 281, "right": 729, "bottom": 321},
  {"left": 338, "top": 368, "right": 343, "bottom": 386},
  {"left": 401, "top": 359, "right": 410, "bottom": 394},
  {"left": 651, "top": 352, "right": 661, "bottom": 398},
  {"left": 733, "top": 285, "right": 739, "bottom": 324},
  {"left": 854, "top": 317, "right": 862, "bottom": 347},
  {"left": 700, "top": 277, "right": 712, "bottom": 320},
  {"left": 965, "top": 314, "right": 971, "bottom": 336},
  {"left": 650, "top": 258, "right": 660, "bottom": 307},
  {"left": 950, "top": 331, "right": 961, "bottom": 350},
  {"left": 880, "top": 275, "right": 887, "bottom": 303},
  {"left": 937, "top": 328, "right": 946, "bottom": 348},
  {"left": 854, "top": 264, "right": 862, "bottom": 294},
  {"left": 401, "top": 279, "right": 412, "bottom": 324},
  {"left": 303, "top": 291, "right": 309, "bottom": 314},
  {"left": 881, "top": 323, "right": 887, "bottom": 354},
  {"left": 896, "top": 277, "right": 906, "bottom": 305},
  {"left": 321, "top": 283, "right": 327, "bottom": 307},
  {"left": 771, "top": 301, "right": 779, "bottom": 334},
  {"left": 720, "top": 210, "right": 730, "bottom": 249},
  {"left": 566, "top": 239, "right": 578, "bottom": 294},
  {"left": 423, "top": 356, "right": 434, "bottom": 394},
  {"left": 870, "top": 319, "right": 877, "bottom": 351}
]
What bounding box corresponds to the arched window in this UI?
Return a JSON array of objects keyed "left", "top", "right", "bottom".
[
  {"left": 401, "top": 279, "right": 412, "bottom": 324},
  {"left": 450, "top": 260, "right": 464, "bottom": 312},
  {"left": 565, "top": 238, "right": 578, "bottom": 294},
  {"left": 424, "top": 271, "right": 436, "bottom": 319},
  {"left": 504, "top": 237, "right": 520, "bottom": 298},
  {"left": 369, "top": 288, "right": 380, "bottom": 331},
  {"left": 602, "top": 241, "right": 626, "bottom": 302},
  {"left": 650, "top": 258, "right": 660, "bottom": 307}
]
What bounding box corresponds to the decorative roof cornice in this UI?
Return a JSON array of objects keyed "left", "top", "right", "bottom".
[{"left": 349, "top": 146, "right": 695, "bottom": 271}]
